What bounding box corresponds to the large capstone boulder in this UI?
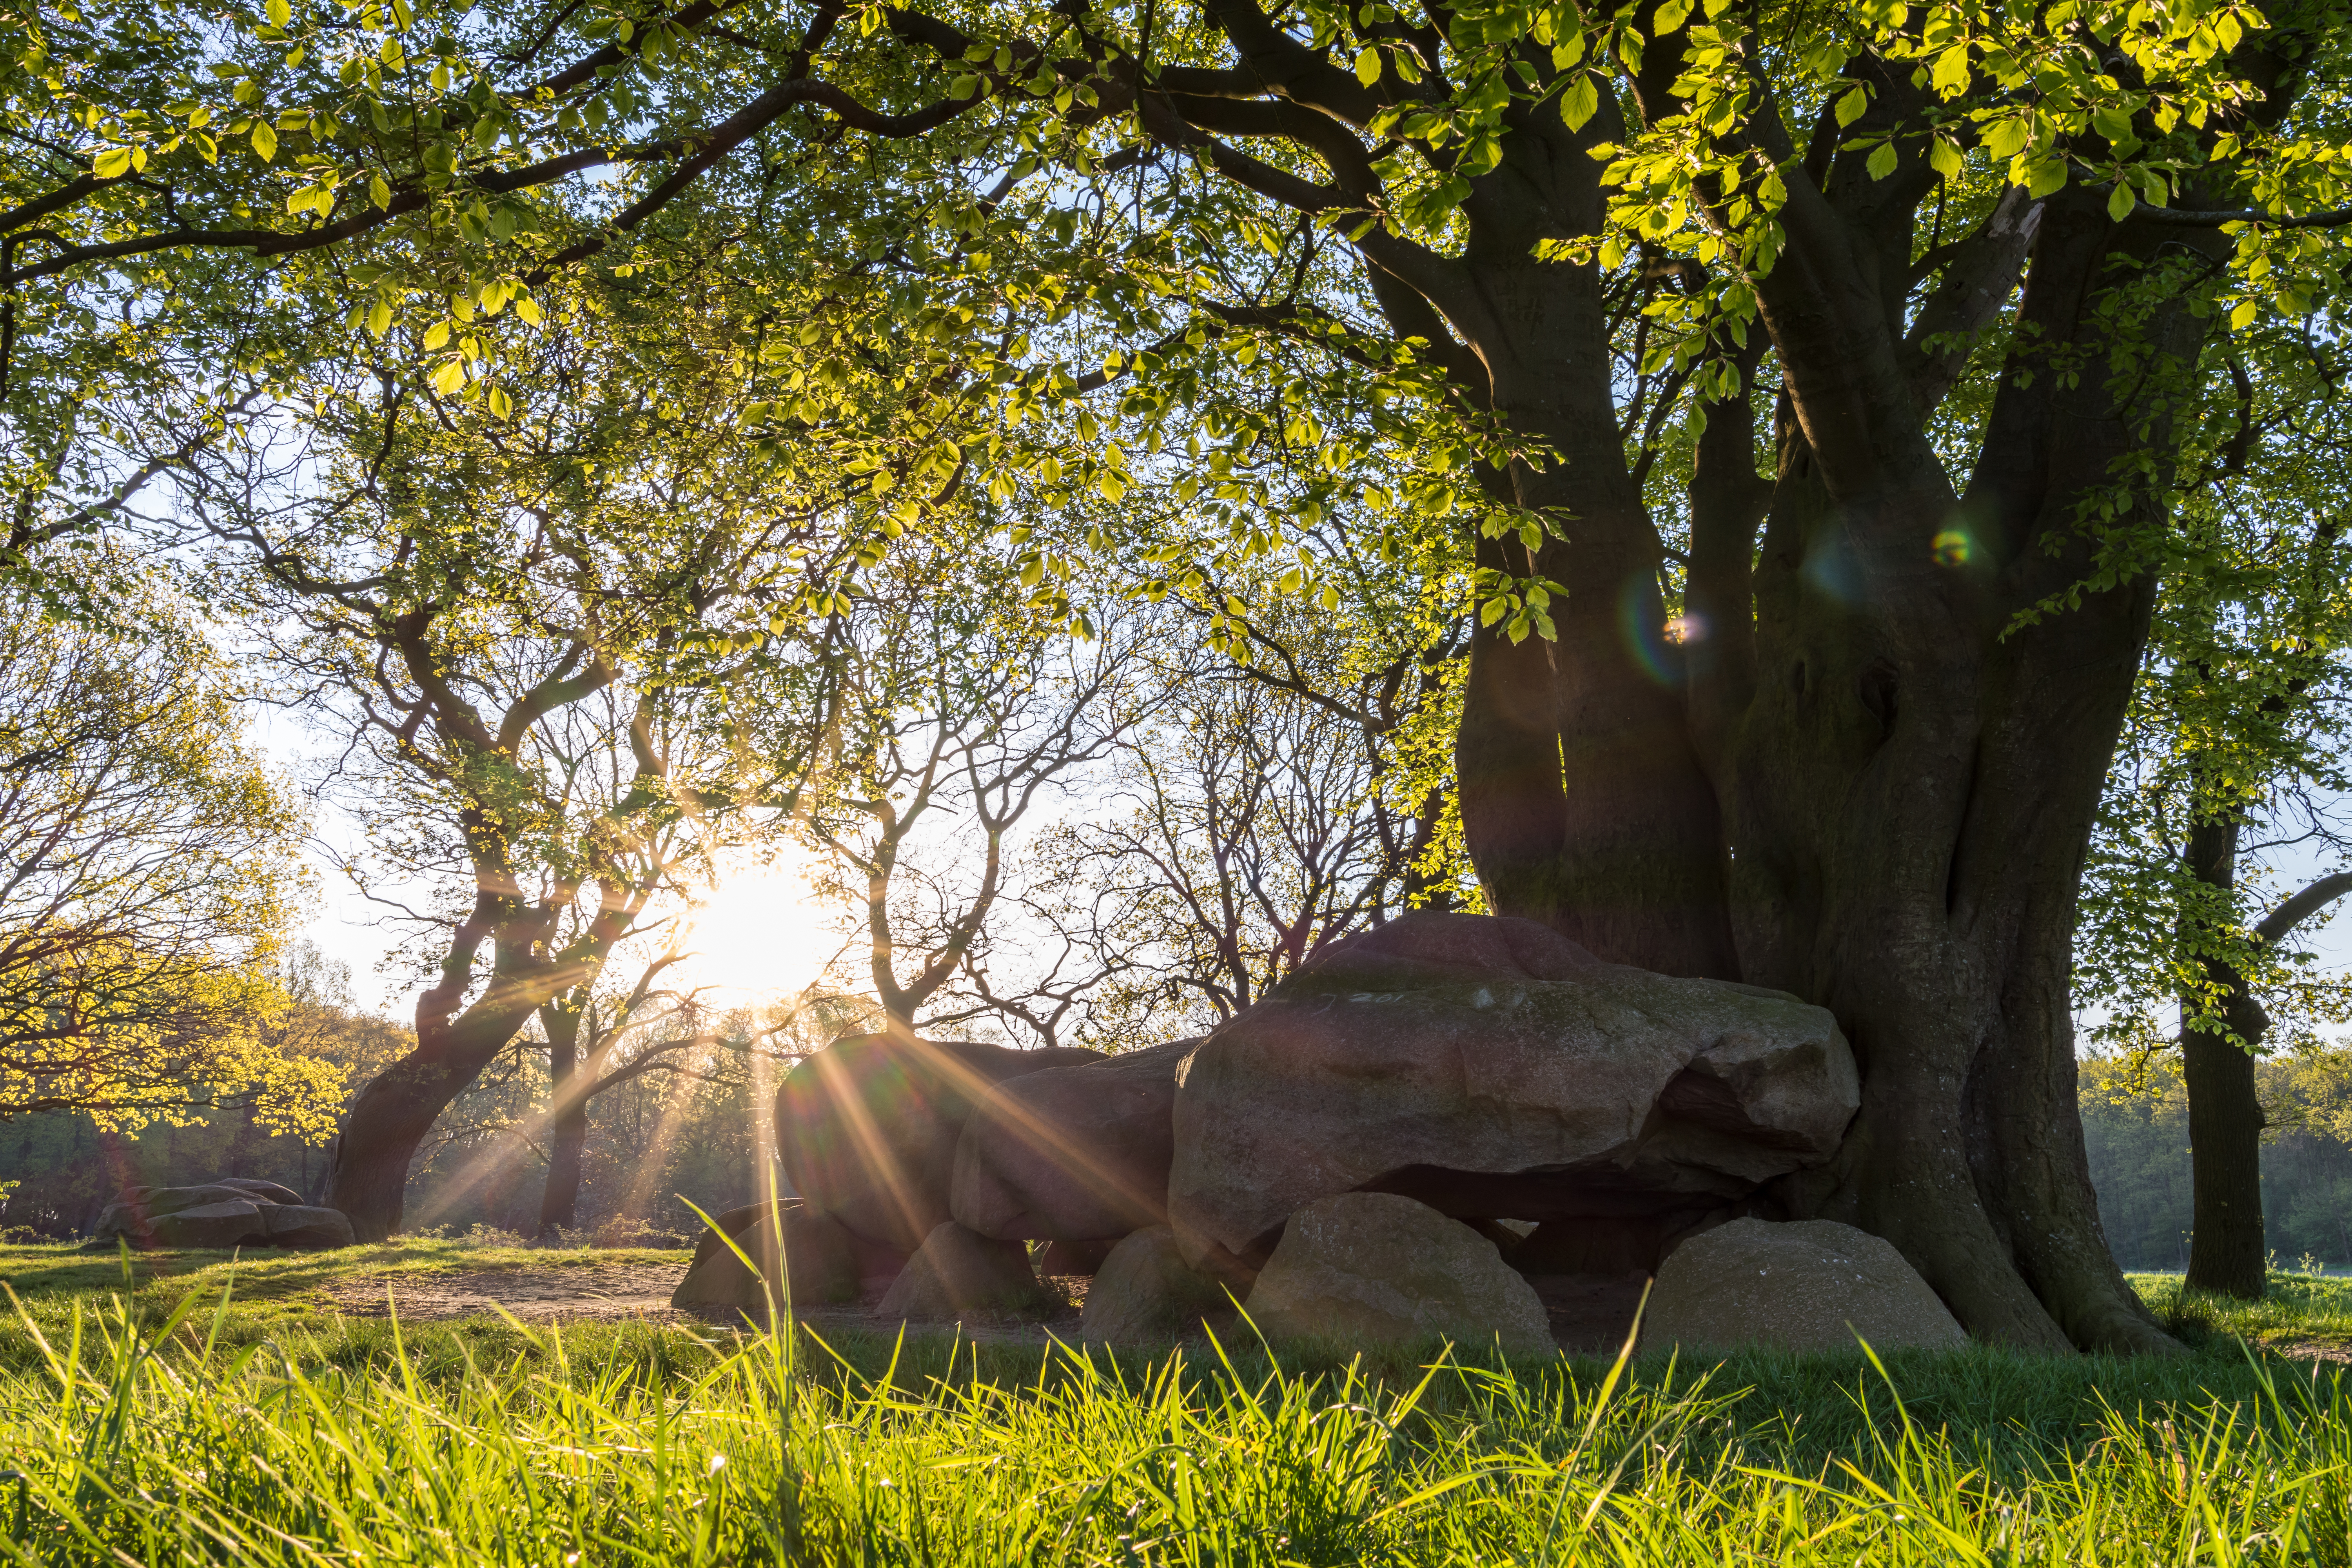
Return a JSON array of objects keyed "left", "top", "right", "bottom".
[
  {"left": 90, "top": 1180, "right": 356, "bottom": 1250},
  {"left": 1168, "top": 912, "right": 1858, "bottom": 1279},
  {"left": 1641, "top": 1218, "right": 1966, "bottom": 1354},
  {"left": 951, "top": 1037, "right": 1201, "bottom": 1242},
  {"left": 1243, "top": 1192, "right": 1553, "bottom": 1356},
  {"left": 1079, "top": 1225, "right": 1237, "bottom": 1346},
  {"left": 777, "top": 1034, "right": 1102, "bottom": 1251},
  {"left": 670, "top": 1200, "right": 903, "bottom": 1316},
  {"left": 875, "top": 1221, "right": 1054, "bottom": 1321}
]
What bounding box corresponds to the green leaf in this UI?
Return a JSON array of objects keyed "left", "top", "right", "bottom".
[
  {"left": 250, "top": 120, "right": 277, "bottom": 162},
  {"left": 265, "top": 0, "right": 290, "bottom": 24},
  {"left": 1560, "top": 74, "right": 1599, "bottom": 131},
  {"left": 370, "top": 174, "right": 391, "bottom": 209},
  {"left": 1983, "top": 115, "right": 2029, "bottom": 160},
  {"left": 92, "top": 147, "right": 133, "bottom": 179},
  {"left": 430, "top": 359, "right": 465, "bottom": 395},
  {"left": 1354, "top": 46, "right": 1381, "bottom": 86},
  {"left": 2107, "top": 183, "right": 2137, "bottom": 222},
  {"left": 1866, "top": 141, "right": 1898, "bottom": 181},
  {"left": 1928, "top": 137, "right": 1964, "bottom": 180},
  {"left": 1835, "top": 87, "right": 1869, "bottom": 127},
  {"left": 1653, "top": 0, "right": 1689, "bottom": 33},
  {"left": 1931, "top": 44, "right": 1970, "bottom": 98}
]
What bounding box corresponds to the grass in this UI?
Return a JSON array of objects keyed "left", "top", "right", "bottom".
[{"left": 0, "top": 1244, "right": 2348, "bottom": 1564}]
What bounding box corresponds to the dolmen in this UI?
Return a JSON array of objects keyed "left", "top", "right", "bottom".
[
  {"left": 89, "top": 1178, "right": 356, "bottom": 1250},
  {"left": 675, "top": 912, "right": 1963, "bottom": 1353}
]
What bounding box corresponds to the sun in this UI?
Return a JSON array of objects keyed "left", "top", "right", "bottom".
[{"left": 670, "top": 848, "right": 848, "bottom": 1002}]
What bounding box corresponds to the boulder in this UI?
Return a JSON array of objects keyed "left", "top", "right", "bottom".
[
  {"left": 89, "top": 1180, "right": 357, "bottom": 1251},
  {"left": 216, "top": 1178, "right": 306, "bottom": 1205},
  {"left": 1167, "top": 912, "right": 1858, "bottom": 1278},
  {"left": 671, "top": 1201, "right": 887, "bottom": 1314},
  {"left": 875, "top": 1222, "right": 1053, "bottom": 1320},
  {"left": 145, "top": 1200, "right": 272, "bottom": 1250},
  {"left": 260, "top": 1205, "right": 357, "bottom": 1249},
  {"left": 1080, "top": 1226, "right": 1237, "bottom": 1345},
  {"left": 777, "top": 1034, "right": 1102, "bottom": 1250},
  {"left": 1641, "top": 1218, "right": 1966, "bottom": 1354},
  {"left": 951, "top": 1038, "right": 1201, "bottom": 1242},
  {"left": 138, "top": 1184, "right": 275, "bottom": 1217},
  {"left": 1243, "top": 1192, "right": 1553, "bottom": 1356}
]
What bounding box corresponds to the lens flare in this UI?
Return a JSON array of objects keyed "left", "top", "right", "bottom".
[
  {"left": 1619, "top": 576, "right": 1678, "bottom": 685},
  {"left": 1932, "top": 530, "right": 1973, "bottom": 568}
]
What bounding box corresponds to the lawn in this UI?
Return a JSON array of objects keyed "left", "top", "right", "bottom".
[{"left": 0, "top": 1242, "right": 2348, "bottom": 1564}]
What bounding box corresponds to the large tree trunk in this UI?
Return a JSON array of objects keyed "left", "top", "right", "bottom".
[
  {"left": 537, "top": 1004, "right": 591, "bottom": 1236},
  {"left": 2175, "top": 817, "right": 2271, "bottom": 1298},
  {"left": 2182, "top": 1014, "right": 2267, "bottom": 1298},
  {"left": 1421, "top": 127, "right": 2191, "bottom": 1349},
  {"left": 325, "top": 935, "right": 557, "bottom": 1242}
]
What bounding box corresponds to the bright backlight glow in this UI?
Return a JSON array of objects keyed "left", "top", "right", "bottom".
[{"left": 670, "top": 848, "right": 845, "bottom": 1001}]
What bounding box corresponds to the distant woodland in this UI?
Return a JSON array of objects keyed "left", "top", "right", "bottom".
[
  {"left": 2081, "top": 1048, "right": 2352, "bottom": 1272},
  {"left": 0, "top": 946, "right": 782, "bottom": 1244}
]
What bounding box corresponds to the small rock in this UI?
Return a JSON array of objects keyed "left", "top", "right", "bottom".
[
  {"left": 1641, "top": 1218, "right": 1966, "bottom": 1354},
  {"left": 1080, "top": 1226, "right": 1236, "bottom": 1345},
  {"left": 876, "top": 1222, "right": 1052, "bottom": 1320},
  {"left": 1244, "top": 1192, "right": 1553, "bottom": 1357},
  {"left": 951, "top": 1038, "right": 1200, "bottom": 1242},
  {"left": 777, "top": 1034, "right": 1102, "bottom": 1250}
]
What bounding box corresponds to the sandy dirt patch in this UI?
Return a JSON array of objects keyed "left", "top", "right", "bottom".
[{"left": 323, "top": 1263, "right": 692, "bottom": 1323}]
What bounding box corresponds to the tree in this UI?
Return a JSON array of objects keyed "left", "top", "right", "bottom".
[
  {"left": 530, "top": 942, "right": 702, "bottom": 1233},
  {"left": 0, "top": 578, "right": 330, "bottom": 1135},
  {"left": 18, "top": 0, "right": 2352, "bottom": 1347},
  {"left": 191, "top": 287, "right": 826, "bottom": 1240},
  {"left": 1037, "top": 595, "right": 1463, "bottom": 1047},
  {"left": 2078, "top": 367, "right": 2352, "bottom": 1298},
  {"left": 790, "top": 541, "right": 1146, "bottom": 1044}
]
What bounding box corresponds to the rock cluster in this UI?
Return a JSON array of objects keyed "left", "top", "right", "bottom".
[
  {"left": 681, "top": 913, "right": 1962, "bottom": 1354},
  {"left": 91, "top": 1180, "right": 355, "bottom": 1250}
]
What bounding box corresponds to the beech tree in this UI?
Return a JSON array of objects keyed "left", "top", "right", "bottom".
[
  {"left": 2078, "top": 386, "right": 2352, "bottom": 1300},
  {"left": 16, "top": 0, "right": 2352, "bottom": 1348}
]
